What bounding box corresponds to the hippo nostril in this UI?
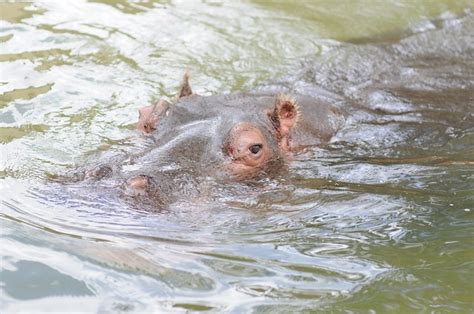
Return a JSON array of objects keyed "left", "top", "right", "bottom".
[
  {"left": 125, "top": 175, "right": 152, "bottom": 196},
  {"left": 249, "top": 144, "right": 263, "bottom": 154}
]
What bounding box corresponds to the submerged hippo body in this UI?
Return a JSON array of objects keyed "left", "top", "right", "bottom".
[{"left": 61, "top": 12, "right": 473, "bottom": 209}]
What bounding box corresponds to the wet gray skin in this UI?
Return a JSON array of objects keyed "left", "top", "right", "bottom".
[{"left": 58, "top": 12, "right": 473, "bottom": 210}]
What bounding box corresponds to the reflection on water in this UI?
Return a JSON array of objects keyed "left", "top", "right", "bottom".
[
  {"left": 1, "top": 260, "right": 94, "bottom": 300},
  {"left": 1, "top": 0, "right": 473, "bottom": 312}
]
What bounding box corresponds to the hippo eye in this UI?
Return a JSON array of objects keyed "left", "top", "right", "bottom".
[{"left": 249, "top": 144, "right": 263, "bottom": 154}]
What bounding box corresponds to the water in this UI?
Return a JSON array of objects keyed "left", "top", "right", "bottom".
[{"left": 1, "top": 1, "right": 473, "bottom": 312}]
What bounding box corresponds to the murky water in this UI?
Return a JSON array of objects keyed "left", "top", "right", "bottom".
[{"left": 1, "top": 1, "right": 473, "bottom": 312}]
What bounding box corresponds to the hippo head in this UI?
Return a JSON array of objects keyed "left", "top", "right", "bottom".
[
  {"left": 136, "top": 73, "right": 301, "bottom": 180},
  {"left": 124, "top": 73, "right": 345, "bottom": 202}
]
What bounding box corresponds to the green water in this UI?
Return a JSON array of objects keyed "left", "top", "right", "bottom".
[{"left": 1, "top": 1, "right": 473, "bottom": 312}]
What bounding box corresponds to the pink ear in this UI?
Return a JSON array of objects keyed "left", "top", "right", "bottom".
[
  {"left": 178, "top": 71, "right": 193, "bottom": 98},
  {"left": 137, "top": 99, "right": 170, "bottom": 134},
  {"left": 269, "top": 94, "right": 299, "bottom": 138}
]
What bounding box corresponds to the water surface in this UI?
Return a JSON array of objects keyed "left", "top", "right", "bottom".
[{"left": 1, "top": 1, "right": 473, "bottom": 312}]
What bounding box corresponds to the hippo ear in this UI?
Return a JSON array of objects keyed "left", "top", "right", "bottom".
[
  {"left": 178, "top": 71, "right": 193, "bottom": 98},
  {"left": 268, "top": 94, "right": 299, "bottom": 138},
  {"left": 137, "top": 99, "right": 170, "bottom": 134}
]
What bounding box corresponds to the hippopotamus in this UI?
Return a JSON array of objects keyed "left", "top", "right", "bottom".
[
  {"left": 130, "top": 73, "right": 345, "bottom": 202},
  {"left": 59, "top": 12, "right": 473, "bottom": 209},
  {"left": 61, "top": 72, "right": 346, "bottom": 208}
]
